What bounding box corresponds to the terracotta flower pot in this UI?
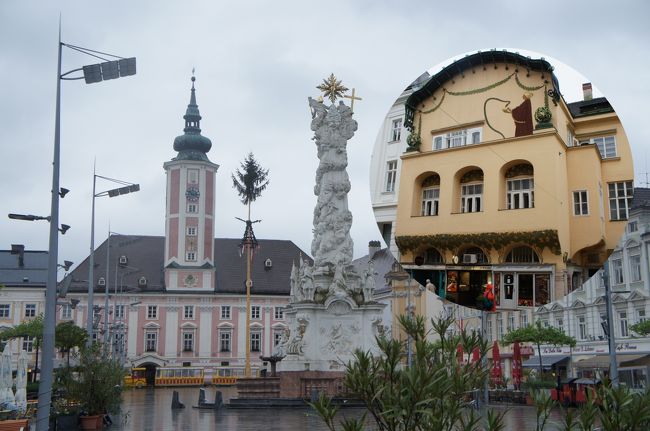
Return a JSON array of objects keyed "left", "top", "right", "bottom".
[{"left": 79, "top": 414, "right": 103, "bottom": 430}]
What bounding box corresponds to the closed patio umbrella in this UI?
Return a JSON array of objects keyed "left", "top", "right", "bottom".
[
  {"left": 512, "top": 341, "right": 523, "bottom": 390},
  {"left": 491, "top": 341, "right": 503, "bottom": 387},
  {"left": 14, "top": 350, "right": 27, "bottom": 412},
  {"left": 1, "top": 344, "right": 15, "bottom": 406}
]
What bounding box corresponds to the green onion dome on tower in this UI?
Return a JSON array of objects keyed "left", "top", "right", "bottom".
[{"left": 173, "top": 75, "right": 212, "bottom": 161}]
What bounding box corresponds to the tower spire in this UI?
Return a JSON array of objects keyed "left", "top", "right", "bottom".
[{"left": 172, "top": 72, "right": 212, "bottom": 160}]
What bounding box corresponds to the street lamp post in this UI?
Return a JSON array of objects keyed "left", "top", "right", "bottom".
[
  {"left": 87, "top": 173, "right": 139, "bottom": 347},
  {"left": 602, "top": 262, "right": 619, "bottom": 387},
  {"left": 33, "top": 24, "right": 137, "bottom": 430}
]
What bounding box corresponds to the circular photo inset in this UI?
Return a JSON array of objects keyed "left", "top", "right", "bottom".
[{"left": 370, "top": 49, "right": 634, "bottom": 317}]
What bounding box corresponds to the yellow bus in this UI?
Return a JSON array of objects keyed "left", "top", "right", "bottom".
[
  {"left": 155, "top": 367, "right": 205, "bottom": 386},
  {"left": 209, "top": 366, "right": 260, "bottom": 385},
  {"left": 123, "top": 367, "right": 147, "bottom": 388}
]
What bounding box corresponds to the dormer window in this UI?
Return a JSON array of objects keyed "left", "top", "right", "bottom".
[
  {"left": 264, "top": 258, "right": 272, "bottom": 269},
  {"left": 138, "top": 276, "right": 148, "bottom": 287},
  {"left": 119, "top": 255, "right": 128, "bottom": 266},
  {"left": 98, "top": 277, "right": 106, "bottom": 286}
]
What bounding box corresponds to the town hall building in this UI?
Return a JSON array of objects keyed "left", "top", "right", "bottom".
[{"left": 60, "top": 76, "right": 309, "bottom": 382}]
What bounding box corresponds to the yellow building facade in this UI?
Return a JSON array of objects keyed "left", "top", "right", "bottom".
[{"left": 394, "top": 51, "right": 633, "bottom": 312}]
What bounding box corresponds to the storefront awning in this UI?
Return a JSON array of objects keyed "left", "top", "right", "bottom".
[
  {"left": 522, "top": 355, "right": 569, "bottom": 369},
  {"left": 575, "top": 353, "right": 650, "bottom": 369}
]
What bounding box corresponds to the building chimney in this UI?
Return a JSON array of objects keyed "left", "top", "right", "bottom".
[
  {"left": 11, "top": 244, "right": 25, "bottom": 267},
  {"left": 368, "top": 240, "right": 381, "bottom": 258},
  {"left": 582, "top": 83, "right": 593, "bottom": 101}
]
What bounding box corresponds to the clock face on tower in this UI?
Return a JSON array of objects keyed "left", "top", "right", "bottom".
[{"left": 186, "top": 187, "right": 200, "bottom": 202}]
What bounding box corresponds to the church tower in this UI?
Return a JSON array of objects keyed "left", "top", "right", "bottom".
[{"left": 163, "top": 75, "right": 218, "bottom": 291}]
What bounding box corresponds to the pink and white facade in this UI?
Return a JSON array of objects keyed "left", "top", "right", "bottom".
[{"left": 61, "top": 77, "right": 307, "bottom": 376}]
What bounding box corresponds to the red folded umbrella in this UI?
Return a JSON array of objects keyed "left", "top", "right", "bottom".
[
  {"left": 512, "top": 341, "right": 523, "bottom": 390},
  {"left": 457, "top": 345, "right": 464, "bottom": 365},
  {"left": 472, "top": 347, "right": 480, "bottom": 363},
  {"left": 491, "top": 341, "right": 503, "bottom": 387}
]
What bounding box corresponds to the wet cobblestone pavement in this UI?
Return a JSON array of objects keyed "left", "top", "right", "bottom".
[{"left": 112, "top": 387, "right": 566, "bottom": 431}]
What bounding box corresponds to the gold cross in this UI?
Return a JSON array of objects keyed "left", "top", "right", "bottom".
[{"left": 344, "top": 88, "right": 362, "bottom": 112}]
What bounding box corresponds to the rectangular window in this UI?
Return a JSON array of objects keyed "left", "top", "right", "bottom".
[
  {"left": 556, "top": 317, "right": 564, "bottom": 333},
  {"left": 507, "top": 312, "right": 515, "bottom": 331},
  {"left": 612, "top": 258, "right": 624, "bottom": 284},
  {"left": 274, "top": 307, "right": 284, "bottom": 320},
  {"left": 187, "top": 203, "right": 198, "bottom": 213},
  {"left": 486, "top": 319, "right": 493, "bottom": 341},
  {"left": 61, "top": 304, "right": 72, "bottom": 319},
  {"left": 274, "top": 330, "right": 283, "bottom": 346},
  {"left": 630, "top": 255, "right": 642, "bottom": 282},
  {"left": 147, "top": 305, "right": 158, "bottom": 319},
  {"left": 250, "top": 332, "right": 261, "bottom": 352},
  {"left": 497, "top": 316, "right": 503, "bottom": 338},
  {"left": 145, "top": 331, "right": 157, "bottom": 352},
  {"left": 385, "top": 161, "right": 397, "bottom": 192},
  {"left": 448, "top": 130, "right": 467, "bottom": 148},
  {"left": 461, "top": 183, "right": 482, "bottom": 213},
  {"left": 114, "top": 305, "right": 125, "bottom": 319},
  {"left": 220, "top": 331, "right": 231, "bottom": 352},
  {"left": 433, "top": 136, "right": 443, "bottom": 150},
  {"left": 186, "top": 251, "right": 196, "bottom": 262},
  {"left": 619, "top": 311, "right": 629, "bottom": 337},
  {"left": 421, "top": 187, "right": 440, "bottom": 216},
  {"left": 0, "top": 304, "right": 9, "bottom": 318},
  {"left": 433, "top": 127, "right": 482, "bottom": 151},
  {"left": 183, "top": 332, "right": 194, "bottom": 352},
  {"left": 24, "top": 304, "right": 36, "bottom": 318},
  {"left": 608, "top": 181, "right": 633, "bottom": 220},
  {"left": 519, "top": 311, "right": 528, "bottom": 328},
  {"left": 580, "top": 136, "right": 617, "bottom": 159},
  {"left": 595, "top": 136, "right": 617, "bottom": 159},
  {"left": 184, "top": 305, "right": 194, "bottom": 319},
  {"left": 23, "top": 336, "right": 34, "bottom": 353},
  {"left": 187, "top": 227, "right": 197, "bottom": 236},
  {"left": 251, "top": 306, "right": 261, "bottom": 320},
  {"left": 390, "top": 119, "right": 402, "bottom": 142},
  {"left": 573, "top": 190, "right": 589, "bottom": 215},
  {"left": 637, "top": 308, "right": 647, "bottom": 324},
  {"left": 507, "top": 178, "right": 534, "bottom": 209},
  {"left": 221, "top": 305, "right": 231, "bottom": 320},
  {"left": 578, "top": 316, "right": 587, "bottom": 340},
  {"left": 628, "top": 221, "right": 639, "bottom": 233}
]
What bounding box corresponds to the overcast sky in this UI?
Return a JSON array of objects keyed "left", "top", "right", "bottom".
[{"left": 1, "top": 1, "right": 649, "bottom": 276}]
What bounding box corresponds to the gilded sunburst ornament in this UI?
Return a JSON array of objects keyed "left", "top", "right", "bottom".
[{"left": 317, "top": 74, "right": 349, "bottom": 103}]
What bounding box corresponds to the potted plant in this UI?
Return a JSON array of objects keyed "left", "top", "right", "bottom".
[
  {"left": 51, "top": 397, "right": 81, "bottom": 430},
  {"left": 69, "top": 344, "right": 124, "bottom": 430}
]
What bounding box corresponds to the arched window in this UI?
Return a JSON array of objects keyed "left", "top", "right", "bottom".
[
  {"left": 424, "top": 248, "right": 443, "bottom": 264},
  {"left": 421, "top": 174, "right": 440, "bottom": 216},
  {"left": 505, "top": 163, "right": 534, "bottom": 209},
  {"left": 505, "top": 246, "right": 540, "bottom": 263},
  {"left": 460, "top": 169, "right": 483, "bottom": 213}
]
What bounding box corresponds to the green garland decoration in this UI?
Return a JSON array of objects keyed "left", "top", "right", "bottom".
[
  {"left": 514, "top": 74, "right": 545, "bottom": 92},
  {"left": 419, "top": 72, "right": 546, "bottom": 116},
  {"left": 447, "top": 73, "right": 516, "bottom": 96},
  {"left": 395, "top": 229, "right": 562, "bottom": 256},
  {"left": 420, "top": 91, "right": 447, "bottom": 115}
]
